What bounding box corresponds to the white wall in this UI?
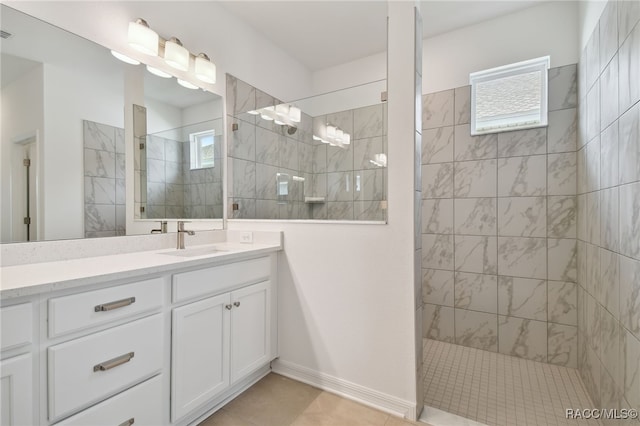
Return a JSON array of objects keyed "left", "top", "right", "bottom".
[
  {"left": 1, "top": 65, "right": 44, "bottom": 243},
  {"left": 42, "top": 63, "right": 124, "bottom": 241},
  {"left": 311, "top": 1, "right": 579, "bottom": 96},
  {"left": 145, "top": 98, "right": 183, "bottom": 136}
]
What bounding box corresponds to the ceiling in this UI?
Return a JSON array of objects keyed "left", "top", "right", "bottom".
[{"left": 219, "top": 0, "right": 544, "bottom": 71}]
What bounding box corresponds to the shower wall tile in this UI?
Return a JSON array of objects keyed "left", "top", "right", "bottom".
[
  {"left": 454, "top": 124, "right": 497, "bottom": 160},
  {"left": 454, "top": 309, "right": 498, "bottom": 352},
  {"left": 454, "top": 159, "right": 497, "bottom": 198},
  {"left": 587, "top": 191, "right": 601, "bottom": 245},
  {"left": 618, "top": 22, "right": 640, "bottom": 113},
  {"left": 84, "top": 148, "right": 116, "bottom": 178},
  {"left": 422, "top": 90, "right": 454, "bottom": 130},
  {"left": 354, "top": 169, "right": 383, "bottom": 201},
  {"left": 230, "top": 158, "right": 256, "bottom": 199},
  {"left": 586, "top": 24, "right": 600, "bottom": 91},
  {"left": 620, "top": 255, "right": 640, "bottom": 340},
  {"left": 600, "top": 187, "right": 619, "bottom": 251},
  {"left": 326, "top": 145, "right": 354, "bottom": 173},
  {"left": 84, "top": 121, "right": 115, "bottom": 152},
  {"left": 327, "top": 201, "right": 353, "bottom": 220},
  {"left": 601, "top": 55, "right": 619, "bottom": 129},
  {"left": 116, "top": 179, "right": 125, "bottom": 205},
  {"left": 354, "top": 104, "right": 383, "bottom": 139},
  {"left": 601, "top": 307, "right": 620, "bottom": 380},
  {"left": 454, "top": 235, "right": 497, "bottom": 274},
  {"left": 498, "top": 155, "right": 546, "bottom": 197},
  {"left": 423, "top": 234, "right": 454, "bottom": 271},
  {"left": 422, "top": 199, "right": 453, "bottom": 234},
  {"left": 353, "top": 201, "right": 384, "bottom": 221},
  {"left": 115, "top": 128, "right": 125, "bottom": 155},
  {"left": 548, "top": 153, "right": 577, "bottom": 196},
  {"left": 548, "top": 64, "right": 578, "bottom": 112},
  {"left": 228, "top": 118, "right": 256, "bottom": 161},
  {"left": 255, "top": 127, "right": 280, "bottom": 167},
  {"left": 599, "top": 0, "right": 618, "bottom": 72},
  {"left": 620, "top": 182, "right": 640, "bottom": 260},
  {"left": 600, "top": 249, "right": 620, "bottom": 319},
  {"left": 548, "top": 281, "right": 578, "bottom": 326},
  {"left": 84, "top": 177, "right": 116, "bottom": 205},
  {"left": 422, "top": 126, "right": 454, "bottom": 164},
  {"left": 423, "top": 269, "right": 455, "bottom": 307},
  {"left": 548, "top": 323, "right": 577, "bottom": 368},
  {"left": 497, "top": 276, "right": 547, "bottom": 321},
  {"left": 587, "top": 137, "right": 602, "bottom": 192},
  {"left": 600, "top": 121, "right": 619, "bottom": 189},
  {"left": 327, "top": 172, "right": 353, "bottom": 202},
  {"left": 622, "top": 328, "right": 640, "bottom": 409},
  {"left": 548, "top": 196, "right": 576, "bottom": 238},
  {"left": 227, "top": 198, "right": 256, "bottom": 219},
  {"left": 312, "top": 145, "right": 327, "bottom": 173},
  {"left": 454, "top": 86, "right": 470, "bottom": 125},
  {"left": 454, "top": 198, "right": 496, "bottom": 236},
  {"left": 423, "top": 163, "right": 454, "bottom": 198},
  {"left": 548, "top": 108, "right": 577, "bottom": 153},
  {"left": 354, "top": 136, "right": 384, "bottom": 170},
  {"left": 327, "top": 110, "right": 354, "bottom": 136},
  {"left": 255, "top": 200, "right": 278, "bottom": 220},
  {"left": 423, "top": 304, "right": 455, "bottom": 343},
  {"left": 85, "top": 204, "right": 116, "bottom": 233},
  {"left": 497, "top": 197, "right": 546, "bottom": 238},
  {"left": 619, "top": 102, "right": 640, "bottom": 185},
  {"left": 587, "top": 84, "right": 601, "bottom": 142},
  {"left": 498, "top": 316, "right": 547, "bottom": 362},
  {"left": 497, "top": 237, "right": 547, "bottom": 279},
  {"left": 618, "top": 0, "right": 640, "bottom": 47},
  {"left": 497, "top": 128, "right": 546, "bottom": 158},
  {"left": 548, "top": 238, "right": 577, "bottom": 283},
  {"left": 279, "top": 137, "right": 299, "bottom": 171},
  {"left": 454, "top": 272, "right": 498, "bottom": 314}
]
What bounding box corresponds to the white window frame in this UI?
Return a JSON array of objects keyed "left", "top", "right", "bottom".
[
  {"left": 470, "top": 56, "right": 550, "bottom": 135},
  {"left": 189, "top": 129, "right": 215, "bottom": 170}
]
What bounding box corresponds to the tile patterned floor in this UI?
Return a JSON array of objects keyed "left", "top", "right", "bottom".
[
  {"left": 200, "top": 373, "right": 425, "bottom": 426},
  {"left": 423, "top": 339, "right": 602, "bottom": 426}
]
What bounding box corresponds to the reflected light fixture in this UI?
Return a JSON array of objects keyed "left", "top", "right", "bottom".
[
  {"left": 289, "top": 106, "right": 301, "bottom": 123},
  {"left": 146, "top": 65, "right": 171, "bottom": 78},
  {"left": 164, "top": 37, "right": 189, "bottom": 71},
  {"left": 128, "top": 18, "right": 159, "bottom": 56},
  {"left": 111, "top": 50, "right": 140, "bottom": 65},
  {"left": 194, "top": 53, "right": 216, "bottom": 84},
  {"left": 177, "top": 79, "right": 198, "bottom": 89}
]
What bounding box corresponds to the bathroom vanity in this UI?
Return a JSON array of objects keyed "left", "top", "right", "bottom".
[{"left": 0, "top": 232, "right": 281, "bottom": 426}]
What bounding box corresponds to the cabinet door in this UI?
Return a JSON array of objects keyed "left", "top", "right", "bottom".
[
  {"left": 171, "top": 293, "right": 230, "bottom": 422},
  {"left": 230, "top": 280, "right": 271, "bottom": 384},
  {"left": 0, "top": 354, "right": 33, "bottom": 426}
]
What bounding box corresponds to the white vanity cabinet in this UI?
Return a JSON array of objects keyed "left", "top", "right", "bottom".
[
  {"left": 171, "top": 257, "right": 273, "bottom": 422},
  {"left": 0, "top": 303, "right": 34, "bottom": 426}
]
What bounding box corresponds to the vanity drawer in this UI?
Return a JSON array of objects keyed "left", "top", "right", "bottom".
[
  {"left": 0, "top": 303, "right": 32, "bottom": 351},
  {"left": 54, "top": 375, "right": 163, "bottom": 426},
  {"left": 48, "top": 277, "right": 164, "bottom": 338},
  {"left": 172, "top": 256, "right": 270, "bottom": 302},
  {"left": 48, "top": 314, "right": 163, "bottom": 421}
]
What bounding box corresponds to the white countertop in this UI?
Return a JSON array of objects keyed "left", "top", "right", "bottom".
[{"left": 1, "top": 241, "right": 281, "bottom": 299}]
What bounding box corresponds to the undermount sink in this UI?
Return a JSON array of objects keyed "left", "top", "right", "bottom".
[{"left": 160, "top": 245, "right": 230, "bottom": 258}]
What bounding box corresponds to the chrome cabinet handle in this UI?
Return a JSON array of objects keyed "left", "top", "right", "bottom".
[
  {"left": 118, "top": 418, "right": 135, "bottom": 426},
  {"left": 93, "top": 352, "right": 134, "bottom": 372},
  {"left": 94, "top": 297, "right": 136, "bottom": 312},
  {"left": 225, "top": 304, "right": 232, "bottom": 310},
  {"left": 233, "top": 301, "right": 241, "bottom": 307}
]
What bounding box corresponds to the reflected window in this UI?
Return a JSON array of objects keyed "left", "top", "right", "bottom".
[{"left": 189, "top": 130, "right": 215, "bottom": 169}]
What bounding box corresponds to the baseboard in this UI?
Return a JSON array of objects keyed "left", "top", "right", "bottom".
[{"left": 272, "top": 359, "right": 417, "bottom": 421}]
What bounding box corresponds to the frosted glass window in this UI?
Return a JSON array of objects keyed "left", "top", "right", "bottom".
[
  {"left": 189, "top": 130, "right": 215, "bottom": 169},
  {"left": 470, "top": 56, "right": 549, "bottom": 135}
]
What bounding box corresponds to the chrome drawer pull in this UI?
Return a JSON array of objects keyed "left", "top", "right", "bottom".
[
  {"left": 93, "top": 352, "right": 134, "bottom": 372},
  {"left": 118, "top": 418, "right": 135, "bottom": 426},
  {"left": 233, "top": 301, "right": 241, "bottom": 307},
  {"left": 225, "top": 304, "right": 232, "bottom": 310},
  {"left": 94, "top": 297, "right": 136, "bottom": 312}
]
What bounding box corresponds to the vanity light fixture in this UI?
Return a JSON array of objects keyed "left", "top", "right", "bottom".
[
  {"left": 289, "top": 106, "right": 301, "bottom": 123},
  {"left": 194, "top": 53, "right": 216, "bottom": 84},
  {"left": 128, "top": 18, "right": 159, "bottom": 56},
  {"left": 164, "top": 37, "right": 189, "bottom": 71},
  {"left": 146, "top": 65, "right": 171, "bottom": 78},
  {"left": 313, "top": 123, "right": 350, "bottom": 148},
  {"left": 110, "top": 50, "right": 140, "bottom": 65},
  {"left": 177, "top": 78, "right": 198, "bottom": 90},
  {"left": 247, "top": 110, "right": 260, "bottom": 115}
]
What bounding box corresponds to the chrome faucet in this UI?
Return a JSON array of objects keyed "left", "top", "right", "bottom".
[
  {"left": 151, "top": 221, "right": 168, "bottom": 234},
  {"left": 177, "top": 221, "right": 195, "bottom": 249}
]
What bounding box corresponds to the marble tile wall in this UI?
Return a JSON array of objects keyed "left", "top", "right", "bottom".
[
  {"left": 83, "top": 120, "right": 125, "bottom": 238},
  {"left": 226, "top": 74, "right": 388, "bottom": 221},
  {"left": 577, "top": 1, "right": 640, "bottom": 416},
  {"left": 422, "top": 64, "right": 579, "bottom": 367}
]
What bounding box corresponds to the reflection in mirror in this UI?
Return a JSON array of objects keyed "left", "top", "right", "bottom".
[
  {"left": 227, "top": 74, "right": 387, "bottom": 221},
  {"left": 1, "top": 4, "right": 128, "bottom": 242},
  {"left": 134, "top": 73, "right": 223, "bottom": 220}
]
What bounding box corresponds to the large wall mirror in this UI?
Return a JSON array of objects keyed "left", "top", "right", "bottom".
[{"left": 0, "top": 5, "right": 224, "bottom": 244}]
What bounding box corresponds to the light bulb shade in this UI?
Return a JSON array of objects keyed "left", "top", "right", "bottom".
[
  {"left": 274, "top": 119, "right": 285, "bottom": 125},
  {"left": 164, "top": 38, "right": 189, "bottom": 71},
  {"left": 247, "top": 110, "right": 260, "bottom": 115},
  {"left": 335, "top": 129, "right": 344, "bottom": 141},
  {"left": 260, "top": 113, "right": 274, "bottom": 121},
  {"left": 146, "top": 65, "right": 171, "bottom": 78},
  {"left": 111, "top": 50, "right": 140, "bottom": 65},
  {"left": 342, "top": 133, "right": 351, "bottom": 145},
  {"left": 128, "top": 19, "right": 158, "bottom": 56},
  {"left": 194, "top": 53, "right": 216, "bottom": 84},
  {"left": 312, "top": 135, "right": 321, "bottom": 141},
  {"left": 177, "top": 79, "right": 198, "bottom": 90},
  {"left": 275, "top": 104, "right": 289, "bottom": 117},
  {"left": 326, "top": 125, "right": 337, "bottom": 139},
  {"left": 289, "top": 106, "right": 301, "bottom": 123}
]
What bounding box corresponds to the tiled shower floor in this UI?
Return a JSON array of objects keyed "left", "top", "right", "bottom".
[{"left": 422, "top": 339, "right": 601, "bottom": 426}]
